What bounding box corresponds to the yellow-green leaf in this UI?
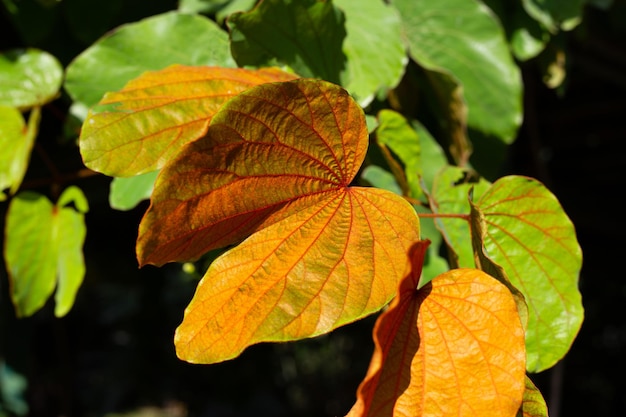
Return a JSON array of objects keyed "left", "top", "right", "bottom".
[
  {"left": 349, "top": 243, "right": 526, "bottom": 416},
  {"left": 79, "top": 65, "right": 297, "bottom": 177},
  {"left": 474, "top": 175, "right": 583, "bottom": 372},
  {"left": 0, "top": 106, "right": 40, "bottom": 201},
  {"left": 4, "top": 187, "right": 88, "bottom": 317}
]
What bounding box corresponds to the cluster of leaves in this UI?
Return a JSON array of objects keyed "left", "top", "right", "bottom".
[{"left": 0, "top": 0, "right": 596, "bottom": 415}]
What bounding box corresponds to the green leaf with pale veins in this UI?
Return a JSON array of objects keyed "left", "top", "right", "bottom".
[
  {"left": 4, "top": 187, "right": 88, "bottom": 317},
  {"left": 0, "top": 106, "right": 40, "bottom": 201},
  {"left": 473, "top": 175, "right": 583, "bottom": 372},
  {"left": 393, "top": 0, "right": 523, "bottom": 143},
  {"left": 0, "top": 49, "right": 63, "bottom": 109},
  {"left": 64, "top": 11, "right": 236, "bottom": 109}
]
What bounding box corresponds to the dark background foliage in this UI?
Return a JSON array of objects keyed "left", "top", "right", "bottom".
[{"left": 1, "top": 1, "right": 625, "bottom": 416}]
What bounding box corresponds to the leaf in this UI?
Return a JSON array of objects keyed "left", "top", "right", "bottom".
[
  {"left": 393, "top": 0, "right": 523, "bottom": 143},
  {"left": 333, "top": 0, "right": 407, "bottom": 105},
  {"left": 0, "top": 106, "right": 40, "bottom": 201},
  {"left": 109, "top": 171, "right": 159, "bottom": 211},
  {"left": 4, "top": 187, "right": 88, "bottom": 317},
  {"left": 229, "top": 0, "right": 346, "bottom": 84},
  {"left": 517, "top": 376, "right": 549, "bottom": 417},
  {"left": 0, "top": 49, "right": 63, "bottom": 109},
  {"left": 64, "top": 11, "right": 236, "bottom": 109},
  {"left": 137, "top": 78, "right": 369, "bottom": 266},
  {"left": 472, "top": 176, "right": 583, "bottom": 372},
  {"left": 79, "top": 65, "right": 297, "bottom": 177},
  {"left": 430, "top": 166, "right": 491, "bottom": 268},
  {"left": 142, "top": 78, "right": 422, "bottom": 363},
  {"left": 348, "top": 242, "right": 526, "bottom": 417}
]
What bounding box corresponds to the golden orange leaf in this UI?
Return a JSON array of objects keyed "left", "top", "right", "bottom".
[
  {"left": 349, "top": 242, "right": 526, "bottom": 417},
  {"left": 137, "top": 78, "right": 369, "bottom": 266},
  {"left": 141, "top": 78, "right": 423, "bottom": 364},
  {"left": 79, "top": 65, "right": 297, "bottom": 177},
  {"left": 175, "top": 187, "right": 420, "bottom": 363}
]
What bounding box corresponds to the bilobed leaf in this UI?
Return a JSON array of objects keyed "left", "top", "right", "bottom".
[
  {"left": 472, "top": 175, "right": 583, "bottom": 372},
  {"left": 0, "top": 106, "right": 40, "bottom": 201},
  {"left": 229, "top": 0, "right": 346, "bottom": 84},
  {"left": 79, "top": 65, "right": 297, "bottom": 177},
  {"left": 393, "top": 0, "right": 522, "bottom": 143},
  {"left": 348, "top": 242, "right": 525, "bottom": 417},
  {"left": 64, "top": 11, "right": 236, "bottom": 109},
  {"left": 4, "top": 187, "right": 88, "bottom": 317},
  {"left": 0, "top": 49, "right": 63, "bottom": 109},
  {"left": 145, "top": 79, "right": 421, "bottom": 363}
]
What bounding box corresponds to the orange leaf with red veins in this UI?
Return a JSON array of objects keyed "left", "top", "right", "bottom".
[
  {"left": 138, "top": 78, "right": 371, "bottom": 266},
  {"left": 79, "top": 65, "right": 297, "bottom": 177},
  {"left": 348, "top": 241, "right": 526, "bottom": 417},
  {"left": 148, "top": 78, "right": 421, "bottom": 364}
]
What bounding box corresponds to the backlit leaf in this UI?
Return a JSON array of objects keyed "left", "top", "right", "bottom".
[
  {"left": 138, "top": 78, "right": 369, "bottom": 266},
  {"left": 4, "top": 187, "right": 88, "bottom": 317},
  {"left": 142, "top": 79, "right": 421, "bottom": 363},
  {"left": 472, "top": 176, "right": 583, "bottom": 372},
  {"left": 0, "top": 106, "right": 40, "bottom": 201},
  {"left": 176, "top": 187, "right": 420, "bottom": 363},
  {"left": 79, "top": 65, "right": 297, "bottom": 177},
  {"left": 393, "top": 0, "right": 523, "bottom": 143},
  {"left": 64, "top": 11, "right": 236, "bottom": 109},
  {"left": 348, "top": 242, "right": 525, "bottom": 417},
  {"left": 0, "top": 49, "right": 63, "bottom": 109}
]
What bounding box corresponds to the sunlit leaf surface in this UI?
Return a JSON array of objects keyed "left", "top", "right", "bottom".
[
  {"left": 79, "top": 65, "right": 297, "bottom": 177},
  {"left": 474, "top": 175, "right": 583, "bottom": 372},
  {"left": 4, "top": 187, "right": 88, "bottom": 317},
  {"left": 229, "top": 0, "right": 346, "bottom": 84},
  {"left": 0, "top": 49, "right": 63, "bottom": 109},
  {"left": 145, "top": 79, "right": 421, "bottom": 363},
  {"left": 349, "top": 242, "right": 525, "bottom": 417},
  {"left": 393, "top": 0, "right": 522, "bottom": 143}
]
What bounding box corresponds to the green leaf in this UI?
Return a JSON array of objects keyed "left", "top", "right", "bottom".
[
  {"left": 393, "top": 0, "right": 523, "bottom": 143},
  {"left": 0, "top": 106, "right": 40, "bottom": 201},
  {"left": 229, "top": 0, "right": 346, "bottom": 84},
  {"left": 522, "top": 0, "right": 586, "bottom": 32},
  {"left": 361, "top": 165, "right": 403, "bottom": 196},
  {"left": 64, "top": 11, "right": 236, "bottom": 109},
  {"left": 333, "top": 0, "right": 407, "bottom": 105},
  {"left": 109, "top": 171, "right": 159, "bottom": 211},
  {"left": 4, "top": 188, "right": 88, "bottom": 317},
  {"left": 430, "top": 166, "right": 490, "bottom": 269},
  {"left": 0, "top": 49, "right": 63, "bottom": 109},
  {"left": 473, "top": 176, "right": 583, "bottom": 372}
]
